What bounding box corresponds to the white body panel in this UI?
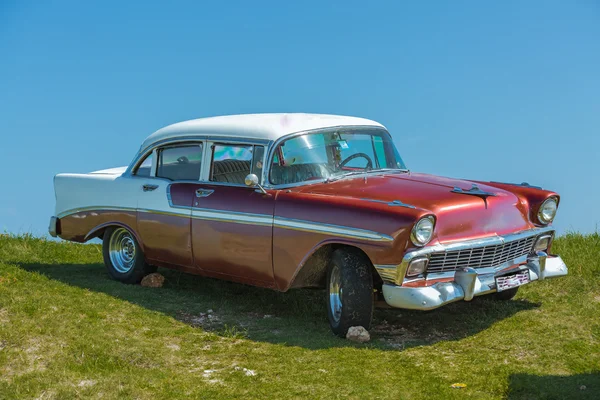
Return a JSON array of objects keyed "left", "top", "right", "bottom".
[{"left": 54, "top": 172, "right": 140, "bottom": 218}]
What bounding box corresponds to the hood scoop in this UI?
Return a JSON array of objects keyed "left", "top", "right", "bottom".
[{"left": 451, "top": 184, "right": 496, "bottom": 208}]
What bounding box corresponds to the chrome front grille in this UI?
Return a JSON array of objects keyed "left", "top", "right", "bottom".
[{"left": 427, "top": 235, "right": 537, "bottom": 273}]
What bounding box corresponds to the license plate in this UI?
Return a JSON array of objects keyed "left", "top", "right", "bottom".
[{"left": 496, "top": 271, "right": 530, "bottom": 292}]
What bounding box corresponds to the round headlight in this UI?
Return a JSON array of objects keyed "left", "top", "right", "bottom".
[
  {"left": 538, "top": 197, "right": 558, "bottom": 225},
  {"left": 411, "top": 216, "right": 435, "bottom": 246}
]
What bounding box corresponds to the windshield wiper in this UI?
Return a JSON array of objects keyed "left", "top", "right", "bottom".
[
  {"left": 325, "top": 171, "right": 366, "bottom": 183},
  {"left": 370, "top": 168, "right": 410, "bottom": 174},
  {"left": 325, "top": 169, "right": 409, "bottom": 183}
]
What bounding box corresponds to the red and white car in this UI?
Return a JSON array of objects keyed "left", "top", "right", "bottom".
[{"left": 49, "top": 113, "right": 568, "bottom": 336}]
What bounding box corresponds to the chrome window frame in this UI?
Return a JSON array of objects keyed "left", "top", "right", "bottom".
[
  {"left": 125, "top": 126, "right": 397, "bottom": 189},
  {"left": 154, "top": 142, "right": 205, "bottom": 182},
  {"left": 125, "top": 136, "right": 270, "bottom": 189},
  {"left": 204, "top": 140, "right": 268, "bottom": 186}
]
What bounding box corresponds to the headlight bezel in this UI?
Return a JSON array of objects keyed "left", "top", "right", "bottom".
[
  {"left": 406, "top": 256, "right": 429, "bottom": 277},
  {"left": 410, "top": 216, "right": 435, "bottom": 247},
  {"left": 533, "top": 234, "right": 553, "bottom": 253},
  {"left": 537, "top": 196, "right": 558, "bottom": 225}
]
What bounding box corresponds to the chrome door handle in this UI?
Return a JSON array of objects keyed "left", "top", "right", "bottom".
[
  {"left": 142, "top": 184, "right": 159, "bottom": 192},
  {"left": 196, "top": 188, "right": 214, "bottom": 198}
]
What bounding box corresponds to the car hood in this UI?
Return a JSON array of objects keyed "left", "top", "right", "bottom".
[{"left": 293, "top": 172, "right": 534, "bottom": 243}]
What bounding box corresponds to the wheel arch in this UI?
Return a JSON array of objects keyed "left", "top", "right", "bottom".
[
  {"left": 287, "top": 241, "right": 381, "bottom": 290},
  {"left": 85, "top": 222, "right": 144, "bottom": 251}
]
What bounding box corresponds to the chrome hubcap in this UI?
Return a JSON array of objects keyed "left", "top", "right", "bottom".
[
  {"left": 329, "top": 264, "right": 343, "bottom": 323},
  {"left": 108, "top": 228, "right": 136, "bottom": 273}
]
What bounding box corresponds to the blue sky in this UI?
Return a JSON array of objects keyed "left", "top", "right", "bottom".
[{"left": 1, "top": 0, "right": 598, "bottom": 236}]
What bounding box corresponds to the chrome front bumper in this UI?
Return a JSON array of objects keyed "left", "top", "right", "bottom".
[{"left": 381, "top": 254, "right": 568, "bottom": 310}]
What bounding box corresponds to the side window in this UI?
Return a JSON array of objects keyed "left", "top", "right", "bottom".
[
  {"left": 156, "top": 144, "right": 203, "bottom": 181},
  {"left": 210, "top": 144, "right": 253, "bottom": 184},
  {"left": 135, "top": 152, "right": 153, "bottom": 177}
]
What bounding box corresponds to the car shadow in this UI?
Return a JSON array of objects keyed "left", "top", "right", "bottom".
[
  {"left": 17, "top": 262, "right": 541, "bottom": 350},
  {"left": 507, "top": 372, "right": 600, "bottom": 400}
]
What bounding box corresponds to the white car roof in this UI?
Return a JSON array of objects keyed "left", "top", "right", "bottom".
[{"left": 141, "top": 113, "right": 385, "bottom": 151}]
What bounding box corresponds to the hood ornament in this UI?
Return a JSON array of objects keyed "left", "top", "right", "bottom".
[{"left": 451, "top": 184, "right": 496, "bottom": 208}]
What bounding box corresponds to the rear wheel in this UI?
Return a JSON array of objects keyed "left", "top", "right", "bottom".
[
  {"left": 103, "top": 227, "right": 155, "bottom": 283},
  {"left": 494, "top": 287, "right": 519, "bottom": 301},
  {"left": 326, "top": 249, "right": 374, "bottom": 337}
]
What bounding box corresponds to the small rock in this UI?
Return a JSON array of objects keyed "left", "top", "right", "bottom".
[
  {"left": 263, "top": 314, "right": 273, "bottom": 319},
  {"left": 77, "top": 380, "right": 96, "bottom": 388},
  {"left": 346, "top": 326, "right": 370, "bottom": 343},
  {"left": 234, "top": 366, "right": 256, "bottom": 376},
  {"left": 207, "top": 309, "right": 214, "bottom": 313},
  {"left": 202, "top": 369, "right": 216, "bottom": 378},
  {"left": 580, "top": 385, "right": 586, "bottom": 390},
  {"left": 140, "top": 273, "right": 165, "bottom": 288}
]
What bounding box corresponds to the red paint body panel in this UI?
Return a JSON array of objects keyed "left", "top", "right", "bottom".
[
  {"left": 292, "top": 173, "right": 543, "bottom": 243},
  {"left": 59, "top": 210, "right": 138, "bottom": 243},
  {"left": 272, "top": 190, "right": 422, "bottom": 290},
  {"left": 137, "top": 212, "right": 193, "bottom": 268},
  {"left": 187, "top": 184, "right": 276, "bottom": 288},
  {"left": 137, "top": 182, "right": 195, "bottom": 268},
  {"left": 57, "top": 171, "right": 559, "bottom": 292}
]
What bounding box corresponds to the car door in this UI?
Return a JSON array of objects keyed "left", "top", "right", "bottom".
[
  {"left": 135, "top": 143, "right": 203, "bottom": 268},
  {"left": 190, "top": 142, "right": 276, "bottom": 288}
]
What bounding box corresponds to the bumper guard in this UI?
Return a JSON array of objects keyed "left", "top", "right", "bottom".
[{"left": 382, "top": 253, "right": 568, "bottom": 310}]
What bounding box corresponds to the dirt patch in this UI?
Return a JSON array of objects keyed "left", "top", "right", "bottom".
[
  {"left": 178, "top": 310, "right": 222, "bottom": 330},
  {"left": 77, "top": 380, "right": 96, "bottom": 388},
  {"left": 0, "top": 308, "right": 8, "bottom": 324}
]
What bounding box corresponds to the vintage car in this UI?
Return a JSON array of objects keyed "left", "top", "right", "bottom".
[{"left": 49, "top": 113, "right": 568, "bottom": 336}]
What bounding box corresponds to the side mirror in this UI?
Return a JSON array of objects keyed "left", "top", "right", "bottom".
[{"left": 244, "top": 174, "right": 268, "bottom": 195}]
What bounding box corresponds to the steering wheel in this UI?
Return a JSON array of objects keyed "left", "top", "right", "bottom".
[
  {"left": 339, "top": 153, "right": 373, "bottom": 170},
  {"left": 177, "top": 156, "right": 189, "bottom": 164}
]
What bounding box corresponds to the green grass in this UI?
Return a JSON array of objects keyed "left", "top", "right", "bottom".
[{"left": 0, "top": 233, "right": 598, "bottom": 399}]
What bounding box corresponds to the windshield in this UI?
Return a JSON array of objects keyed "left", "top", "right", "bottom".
[{"left": 269, "top": 129, "right": 407, "bottom": 185}]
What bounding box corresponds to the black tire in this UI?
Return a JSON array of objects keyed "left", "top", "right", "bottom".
[
  {"left": 494, "top": 287, "right": 519, "bottom": 301},
  {"left": 326, "top": 248, "right": 374, "bottom": 337},
  {"left": 102, "top": 226, "right": 155, "bottom": 284}
]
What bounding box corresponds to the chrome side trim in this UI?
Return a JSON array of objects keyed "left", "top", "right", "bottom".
[
  {"left": 57, "top": 206, "right": 138, "bottom": 219},
  {"left": 58, "top": 206, "right": 392, "bottom": 242},
  {"left": 374, "top": 264, "right": 398, "bottom": 282},
  {"left": 192, "top": 207, "right": 272, "bottom": 226},
  {"left": 137, "top": 208, "right": 190, "bottom": 218},
  {"left": 274, "top": 216, "right": 394, "bottom": 242}
]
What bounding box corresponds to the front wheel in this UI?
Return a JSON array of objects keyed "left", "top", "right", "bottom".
[
  {"left": 326, "top": 249, "right": 374, "bottom": 337},
  {"left": 102, "top": 227, "right": 155, "bottom": 284}
]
